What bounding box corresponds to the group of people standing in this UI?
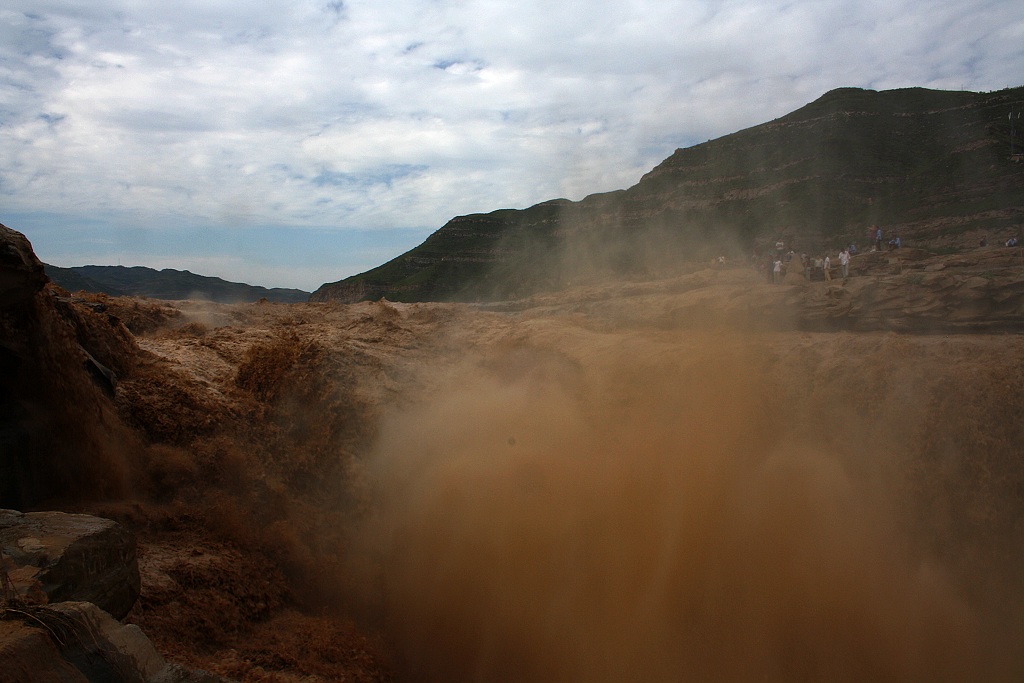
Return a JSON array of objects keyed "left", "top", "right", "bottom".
[
  {"left": 765, "top": 224, "right": 908, "bottom": 284},
  {"left": 768, "top": 245, "right": 851, "bottom": 284},
  {"left": 802, "top": 248, "right": 851, "bottom": 281}
]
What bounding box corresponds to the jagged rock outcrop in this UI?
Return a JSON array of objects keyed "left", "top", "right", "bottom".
[
  {"left": 0, "top": 225, "right": 49, "bottom": 309},
  {"left": 0, "top": 224, "right": 141, "bottom": 508},
  {"left": 1, "top": 509, "right": 140, "bottom": 620}
]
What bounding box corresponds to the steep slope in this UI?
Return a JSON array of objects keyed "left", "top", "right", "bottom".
[
  {"left": 1, "top": 225, "right": 141, "bottom": 508},
  {"left": 312, "top": 86, "right": 1024, "bottom": 303}
]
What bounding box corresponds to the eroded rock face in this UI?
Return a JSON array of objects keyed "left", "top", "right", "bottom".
[
  {"left": 0, "top": 224, "right": 48, "bottom": 310},
  {"left": 0, "top": 509, "right": 140, "bottom": 620},
  {"left": 0, "top": 618, "right": 88, "bottom": 683},
  {"left": 0, "top": 224, "right": 140, "bottom": 508},
  {"left": 1, "top": 602, "right": 229, "bottom": 683},
  {"left": 48, "top": 602, "right": 228, "bottom": 682}
]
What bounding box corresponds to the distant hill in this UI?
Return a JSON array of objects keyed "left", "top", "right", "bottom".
[
  {"left": 312, "top": 86, "right": 1024, "bottom": 303},
  {"left": 45, "top": 264, "right": 310, "bottom": 304}
]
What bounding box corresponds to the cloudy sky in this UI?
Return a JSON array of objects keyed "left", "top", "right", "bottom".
[{"left": 2, "top": 1, "right": 1022, "bottom": 290}]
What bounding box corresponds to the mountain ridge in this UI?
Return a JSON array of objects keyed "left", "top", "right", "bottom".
[
  {"left": 311, "top": 85, "right": 1024, "bottom": 303},
  {"left": 44, "top": 263, "right": 310, "bottom": 304}
]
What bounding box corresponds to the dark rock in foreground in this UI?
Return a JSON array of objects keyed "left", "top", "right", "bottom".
[
  {"left": 0, "top": 225, "right": 49, "bottom": 308},
  {"left": 1, "top": 509, "right": 140, "bottom": 620},
  {"left": 1, "top": 602, "right": 229, "bottom": 683},
  {"left": 1, "top": 223, "right": 142, "bottom": 509}
]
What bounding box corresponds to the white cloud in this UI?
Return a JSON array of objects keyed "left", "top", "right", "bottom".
[{"left": 2, "top": 0, "right": 1022, "bottom": 288}]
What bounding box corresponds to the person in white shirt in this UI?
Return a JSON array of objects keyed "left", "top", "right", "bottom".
[
  {"left": 823, "top": 254, "right": 832, "bottom": 281},
  {"left": 839, "top": 248, "right": 850, "bottom": 278}
]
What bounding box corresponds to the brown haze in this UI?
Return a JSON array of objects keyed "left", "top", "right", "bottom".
[
  {"left": 327, "top": 206, "right": 1024, "bottom": 681},
  {"left": 348, "top": 316, "right": 1024, "bottom": 682},
  {"left": 12, "top": 218, "right": 1024, "bottom": 681}
]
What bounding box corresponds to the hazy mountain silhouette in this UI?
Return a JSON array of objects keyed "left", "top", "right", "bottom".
[{"left": 45, "top": 264, "right": 310, "bottom": 304}]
